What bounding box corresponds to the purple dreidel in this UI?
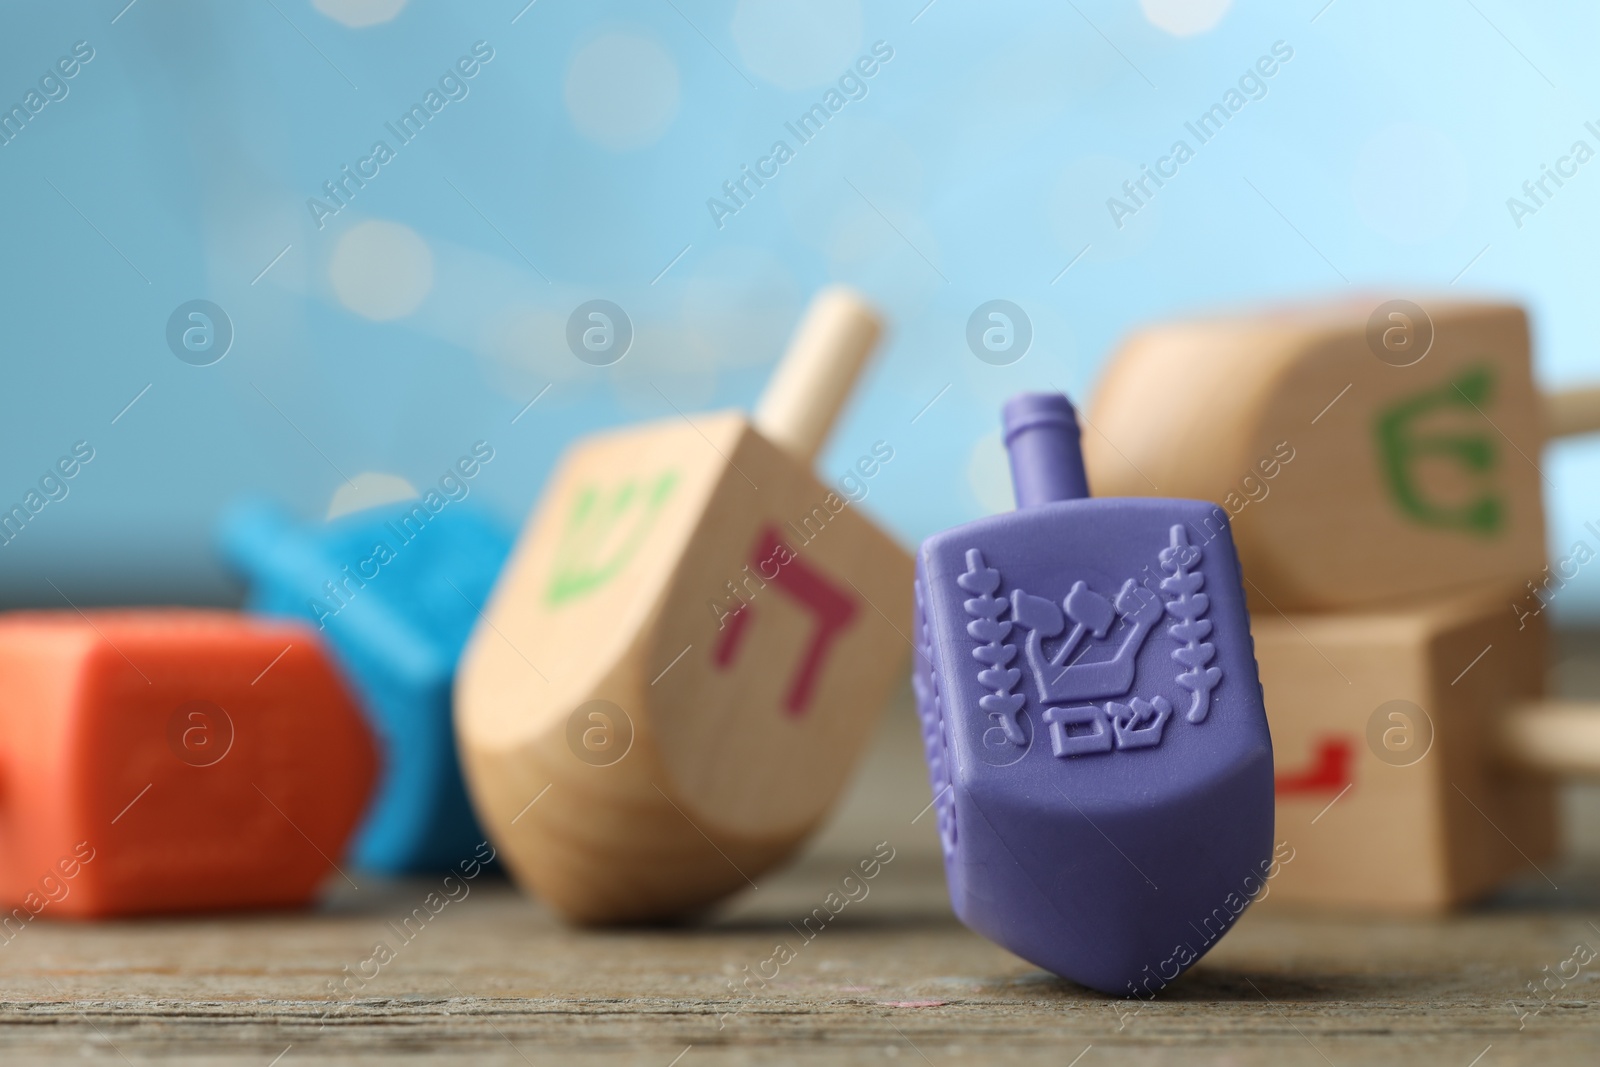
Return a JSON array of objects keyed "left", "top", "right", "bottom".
[{"left": 913, "top": 392, "right": 1274, "bottom": 995}]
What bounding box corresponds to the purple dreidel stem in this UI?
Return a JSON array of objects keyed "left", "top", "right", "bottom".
[{"left": 1001, "top": 392, "right": 1089, "bottom": 507}]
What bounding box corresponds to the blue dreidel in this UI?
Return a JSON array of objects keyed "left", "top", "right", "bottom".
[
  {"left": 219, "top": 498, "right": 512, "bottom": 872},
  {"left": 913, "top": 392, "right": 1275, "bottom": 995}
]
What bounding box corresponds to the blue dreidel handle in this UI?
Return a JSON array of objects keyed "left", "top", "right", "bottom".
[
  {"left": 217, "top": 497, "right": 494, "bottom": 872},
  {"left": 218, "top": 500, "right": 437, "bottom": 682}
]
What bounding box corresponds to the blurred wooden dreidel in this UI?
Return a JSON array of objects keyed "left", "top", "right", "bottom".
[
  {"left": 1083, "top": 298, "right": 1600, "bottom": 611},
  {"left": 912, "top": 393, "right": 1274, "bottom": 994},
  {"left": 0, "top": 611, "right": 376, "bottom": 917},
  {"left": 220, "top": 497, "right": 511, "bottom": 873},
  {"left": 1258, "top": 584, "right": 1600, "bottom": 913},
  {"left": 456, "top": 287, "right": 912, "bottom": 923}
]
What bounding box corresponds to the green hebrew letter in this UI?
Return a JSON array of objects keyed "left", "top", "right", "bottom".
[
  {"left": 544, "top": 470, "right": 679, "bottom": 606},
  {"left": 1373, "top": 365, "right": 1502, "bottom": 537}
]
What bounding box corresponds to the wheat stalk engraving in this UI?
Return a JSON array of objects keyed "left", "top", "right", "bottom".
[
  {"left": 959, "top": 549, "right": 1026, "bottom": 745},
  {"left": 1159, "top": 525, "right": 1222, "bottom": 723}
]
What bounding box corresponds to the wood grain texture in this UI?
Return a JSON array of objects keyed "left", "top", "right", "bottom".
[
  {"left": 1, "top": 855, "right": 1599, "bottom": 1065},
  {"left": 1083, "top": 299, "right": 1547, "bottom": 612}
]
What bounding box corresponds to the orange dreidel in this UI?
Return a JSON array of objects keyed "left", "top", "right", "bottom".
[{"left": 0, "top": 610, "right": 377, "bottom": 918}]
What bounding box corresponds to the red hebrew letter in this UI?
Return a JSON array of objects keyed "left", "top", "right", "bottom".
[
  {"left": 712, "top": 526, "right": 858, "bottom": 717},
  {"left": 1274, "top": 737, "right": 1354, "bottom": 796}
]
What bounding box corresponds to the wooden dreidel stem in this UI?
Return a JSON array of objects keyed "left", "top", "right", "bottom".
[
  {"left": 753, "top": 287, "right": 882, "bottom": 462},
  {"left": 1498, "top": 702, "right": 1600, "bottom": 779},
  {"left": 1082, "top": 300, "right": 1600, "bottom": 612},
  {"left": 1543, "top": 385, "right": 1600, "bottom": 439},
  {"left": 455, "top": 287, "right": 912, "bottom": 924}
]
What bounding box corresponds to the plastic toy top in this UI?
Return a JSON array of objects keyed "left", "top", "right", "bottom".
[{"left": 913, "top": 392, "right": 1275, "bottom": 995}]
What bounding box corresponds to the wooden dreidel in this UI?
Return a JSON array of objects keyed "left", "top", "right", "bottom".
[
  {"left": 1083, "top": 299, "right": 1600, "bottom": 611},
  {"left": 0, "top": 611, "right": 376, "bottom": 917},
  {"left": 1258, "top": 584, "right": 1600, "bottom": 913},
  {"left": 455, "top": 287, "right": 911, "bottom": 923},
  {"left": 219, "top": 498, "right": 511, "bottom": 872},
  {"left": 913, "top": 393, "right": 1274, "bottom": 994}
]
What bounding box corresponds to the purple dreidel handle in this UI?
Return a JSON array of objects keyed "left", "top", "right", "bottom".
[
  {"left": 913, "top": 391, "right": 1275, "bottom": 996},
  {"left": 1002, "top": 392, "right": 1090, "bottom": 507}
]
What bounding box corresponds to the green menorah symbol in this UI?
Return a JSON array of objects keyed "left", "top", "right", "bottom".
[
  {"left": 1373, "top": 365, "right": 1503, "bottom": 537},
  {"left": 544, "top": 470, "right": 679, "bottom": 606}
]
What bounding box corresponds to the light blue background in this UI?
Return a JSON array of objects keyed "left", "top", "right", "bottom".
[{"left": 1, "top": 0, "right": 1597, "bottom": 617}]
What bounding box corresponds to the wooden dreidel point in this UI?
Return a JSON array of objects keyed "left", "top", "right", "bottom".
[
  {"left": 1083, "top": 299, "right": 1600, "bottom": 612},
  {"left": 455, "top": 287, "right": 912, "bottom": 923},
  {"left": 1258, "top": 585, "right": 1600, "bottom": 913},
  {"left": 0, "top": 611, "right": 376, "bottom": 918},
  {"left": 913, "top": 393, "right": 1274, "bottom": 995},
  {"left": 219, "top": 499, "right": 511, "bottom": 872}
]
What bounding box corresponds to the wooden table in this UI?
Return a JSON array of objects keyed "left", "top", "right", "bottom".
[
  {"left": 4, "top": 633, "right": 1600, "bottom": 1064},
  {"left": 1, "top": 854, "right": 1598, "bottom": 1065}
]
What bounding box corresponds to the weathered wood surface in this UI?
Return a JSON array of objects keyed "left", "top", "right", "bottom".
[
  {"left": 2, "top": 632, "right": 1600, "bottom": 1064},
  {"left": 1, "top": 856, "right": 1598, "bottom": 1065}
]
